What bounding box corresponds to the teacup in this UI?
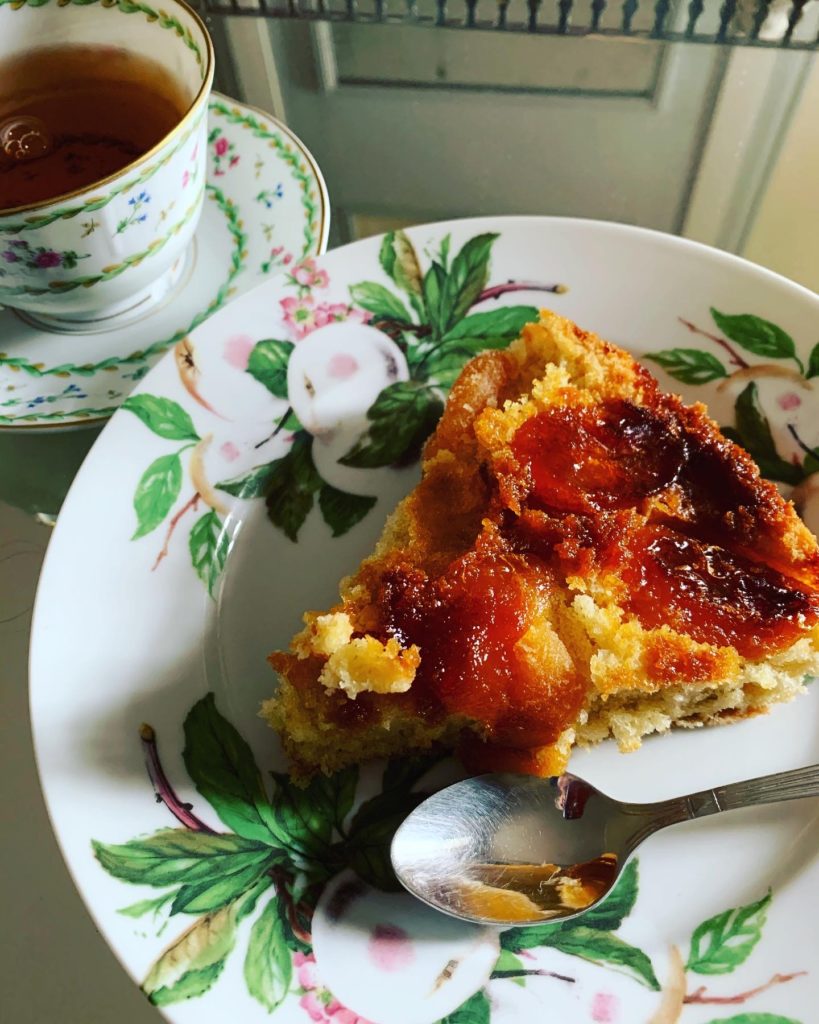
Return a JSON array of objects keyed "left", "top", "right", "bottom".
[{"left": 0, "top": 0, "right": 214, "bottom": 328}]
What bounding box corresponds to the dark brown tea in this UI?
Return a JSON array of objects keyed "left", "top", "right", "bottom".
[{"left": 0, "top": 45, "right": 190, "bottom": 211}]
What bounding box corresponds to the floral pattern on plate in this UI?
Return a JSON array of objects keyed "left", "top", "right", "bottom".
[
  {"left": 93, "top": 695, "right": 807, "bottom": 1024},
  {"left": 29, "top": 217, "right": 819, "bottom": 1024},
  {"left": 121, "top": 229, "right": 819, "bottom": 596}
]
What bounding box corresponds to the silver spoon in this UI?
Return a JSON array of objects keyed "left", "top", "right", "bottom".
[{"left": 391, "top": 766, "right": 819, "bottom": 927}]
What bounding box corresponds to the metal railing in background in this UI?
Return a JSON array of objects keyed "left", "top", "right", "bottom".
[{"left": 194, "top": 0, "right": 819, "bottom": 51}]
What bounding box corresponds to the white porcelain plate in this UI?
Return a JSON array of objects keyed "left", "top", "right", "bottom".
[
  {"left": 0, "top": 93, "right": 328, "bottom": 430},
  {"left": 31, "top": 218, "right": 819, "bottom": 1024}
]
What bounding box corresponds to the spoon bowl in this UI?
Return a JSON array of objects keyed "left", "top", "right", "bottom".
[{"left": 391, "top": 765, "right": 819, "bottom": 927}]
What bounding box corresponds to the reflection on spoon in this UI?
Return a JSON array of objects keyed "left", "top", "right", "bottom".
[{"left": 392, "top": 766, "right": 819, "bottom": 927}]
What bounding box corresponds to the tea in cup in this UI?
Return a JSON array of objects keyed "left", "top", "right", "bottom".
[{"left": 0, "top": 0, "right": 214, "bottom": 327}]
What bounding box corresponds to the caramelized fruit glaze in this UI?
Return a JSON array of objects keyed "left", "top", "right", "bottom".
[{"left": 366, "top": 395, "right": 819, "bottom": 760}]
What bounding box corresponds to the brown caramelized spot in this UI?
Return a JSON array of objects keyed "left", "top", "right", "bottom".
[
  {"left": 622, "top": 525, "right": 819, "bottom": 657},
  {"left": 511, "top": 399, "right": 686, "bottom": 513},
  {"left": 643, "top": 640, "right": 723, "bottom": 683},
  {"left": 378, "top": 549, "right": 585, "bottom": 748}
]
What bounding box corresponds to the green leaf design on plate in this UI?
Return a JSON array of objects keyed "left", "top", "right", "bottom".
[
  {"left": 807, "top": 341, "right": 819, "bottom": 379},
  {"left": 340, "top": 381, "right": 444, "bottom": 469},
  {"left": 439, "top": 989, "right": 491, "bottom": 1024},
  {"left": 171, "top": 860, "right": 273, "bottom": 916},
  {"left": 269, "top": 769, "right": 358, "bottom": 863},
  {"left": 144, "top": 880, "right": 265, "bottom": 1005},
  {"left": 189, "top": 510, "right": 230, "bottom": 596},
  {"left": 711, "top": 308, "right": 801, "bottom": 368},
  {"left": 686, "top": 889, "right": 771, "bottom": 975},
  {"left": 318, "top": 484, "right": 377, "bottom": 537},
  {"left": 438, "top": 233, "right": 451, "bottom": 271},
  {"left": 493, "top": 948, "right": 526, "bottom": 986},
  {"left": 118, "top": 893, "right": 175, "bottom": 919},
  {"left": 93, "top": 830, "right": 273, "bottom": 888},
  {"left": 123, "top": 394, "right": 199, "bottom": 441},
  {"left": 732, "top": 383, "right": 803, "bottom": 485},
  {"left": 265, "top": 433, "right": 323, "bottom": 542},
  {"left": 217, "top": 461, "right": 279, "bottom": 500},
  {"left": 243, "top": 897, "right": 293, "bottom": 1012},
  {"left": 644, "top": 348, "right": 728, "bottom": 385},
  {"left": 442, "top": 305, "right": 539, "bottom": 342},
  {"left": 422, "top": 261, "right": 448, "bottom": 339},
  {"left": 345, "top": 757, "right": 437, "bottom": 891},
  {"left": 702, "top": 1016, "right": 802, "bottom": 1024},
  {"left": 575, "top": 858, "right": 639, "bottom": 931},
  {"left": 544, "top": 927, "right": 660, "bottom": 990},
  {"left": 379, "top": 230, "right": 424, "bottom": 318},
  {"left": 182, "top": 694, "right": 287, "bottom": 848},
  {"left": 441, "top": 233, "right": 498, "bottom": 335},
  {"left": 246, "top": 339, "right": 295, "bottom": 400},
  {"left": 418, "top": 305, "right": 540, "bottom": 387},
  {"left": 350, "top": 281, "right": 412, "bottom": 323},
  {"left": 132, "top": 453, "right": 182, "bottom": 539}
]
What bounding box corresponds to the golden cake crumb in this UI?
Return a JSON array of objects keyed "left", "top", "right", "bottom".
[{"left": 264, "top": 310, "right": 819, "bottom": 779}]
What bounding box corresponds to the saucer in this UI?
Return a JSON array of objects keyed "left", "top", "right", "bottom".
[{"left": 0, "top": 93, "right": 329, "bottom": 431}]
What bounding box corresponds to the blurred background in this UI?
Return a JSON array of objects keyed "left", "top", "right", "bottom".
[{"left": 207, "top": 0, "right": 819, "bottom": 291}]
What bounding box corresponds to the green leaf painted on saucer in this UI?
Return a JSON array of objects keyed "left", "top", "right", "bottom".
[
  {"left": 123, "top": 394, "right": 199, "bottom": 441},
  {"left": 132, "top": 452, "right": 182, "bottom": 539},
  {"left": 686, "top": 889, "right": 771, "bottom": 975}
]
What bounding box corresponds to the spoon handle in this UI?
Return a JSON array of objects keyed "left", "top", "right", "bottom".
[{"left": 676, "top": 763, "right": 819, "bottom": 820}]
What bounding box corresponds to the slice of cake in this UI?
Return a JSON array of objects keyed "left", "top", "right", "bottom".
[{"left": 263, "top": 310, "right": 819, "bottom": 779}]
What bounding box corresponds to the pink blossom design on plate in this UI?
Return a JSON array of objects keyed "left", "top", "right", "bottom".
[
  {"left": 591, "top": 991, "right": 619, "bottom": 1022},
  {"left": 224, "top": 333, "right": 255, "bottom": 371},
  {"left": 181, "top": 170, "right": 190, "bottom": 189},
  {"left": 214, "top": 136, "right": 229, "bottom": 157},
  {"left": 219, "top": 441, "right": 240, "bottom": 462},
  {"left": 778, "top": 391, "right": 802, "bottom": 411},
  {"left": 280, "top": 296, "right": 367, "bottom": 340},
  {"left": 295, "top": 952, "right": 374, "bottom": 1024},
  {"left": 292, "top": 256, "right": 330, "bottom": 289}
]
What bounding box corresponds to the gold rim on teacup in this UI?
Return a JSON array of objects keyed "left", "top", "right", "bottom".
[{"left": 0, "top": 0, "right": 215, "bottom": 219}]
